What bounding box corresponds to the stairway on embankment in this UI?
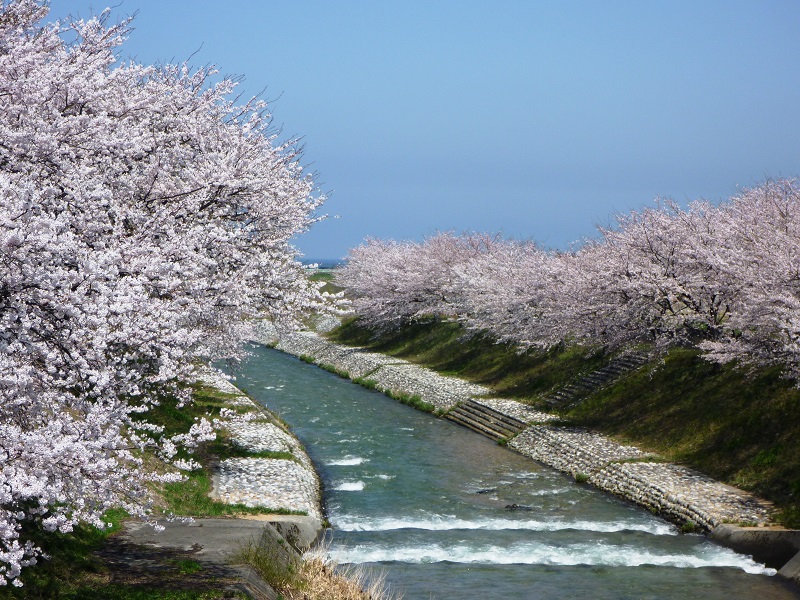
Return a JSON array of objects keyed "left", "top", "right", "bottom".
[
  {"left": 542, "top": 352, "right": 649, "bottom": 408},
  {"left": 445, "top": 352, "right": 648, "bottom": 443},
  {"left": 444, "top": 399, "right": 528, "bottom": 441}
]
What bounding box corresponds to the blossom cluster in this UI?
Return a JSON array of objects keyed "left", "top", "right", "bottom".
[
  {"left": 0, "top": 1, "right": 327, "bottom": 584},
  {"left": 337, "top": 180, "right": 800, "bottom": 378}
]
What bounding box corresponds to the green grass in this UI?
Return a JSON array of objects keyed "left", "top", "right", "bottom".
[
  {"left": 385, "top": 391, "right": 436, "bottom": 414},
  {"left": 308, "top": 271, "right": 334, "bottom": 282},
  {"left": 173, "top": 560, "right": 203, "bottom": 575},
  {"left": 352, "top": 377, "right": 378, "bottom": 390},
  {"left": 566, "top": 347, "right": 800, "bottom": 527},
  {"left": 328, "top": 317, "right": 608, "bottom": 402},
  {"left": 308, "top": 271, "right": 343, "bottom": 295},
  {"left": 3, "top": 509, "right": 126, "bottom": 598},
  {"left": 4, "top": 383, "right": 304, "bottom": 597},
  {"left": 319, "top": 363, "right": 351, "bottom": 379},
  {"left": 329, "top": 317, "right": 800, "bottom": 528}
]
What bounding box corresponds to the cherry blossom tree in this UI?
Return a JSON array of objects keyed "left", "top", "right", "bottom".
[
  {"left": 698, "top": 180, "right": 800, "bottom": 377},
  {"left": 0, "top": 0, "right": 327, "bottom": 584},
  {"left": 336, "top": 232, "right": 499, "bottom": 330},
  {"left": 557, "top": 201, "right": 733, "bottom": 350},
  {"left": 452, "top": 240, "right": 566, "bottom": 349},
  {"left": 337, "top": 181, "right": 800, "bottom": 377}
]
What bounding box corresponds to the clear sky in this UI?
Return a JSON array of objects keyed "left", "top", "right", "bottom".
[{"left": 47, "top": 1, "right": 800, "bottom": 260}]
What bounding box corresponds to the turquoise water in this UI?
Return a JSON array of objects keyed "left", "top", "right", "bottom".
[{"left": 224, "top": 344, "right": 799, "bottom": 599}]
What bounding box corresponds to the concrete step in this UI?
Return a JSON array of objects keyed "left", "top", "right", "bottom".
[
  {"left": 459, "top": 399, "right": 527, "bottom": 429},
  {"left": 444, "top": 399, "right": 527, "bottom": 441},
  {"left": 445, "top": 410, "right": 514, "bottom": 440},
  {"left": 446, "top": 407, "right": 520, "bottom": 437},
  {"left": 541, "top": 352, "right": 649, "bottom": 408}
]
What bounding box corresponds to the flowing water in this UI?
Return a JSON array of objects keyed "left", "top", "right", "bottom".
[{"left": 224, "top": 344, "right": 799, "bottom": 599}]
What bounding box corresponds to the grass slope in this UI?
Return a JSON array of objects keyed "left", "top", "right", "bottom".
[
  {"left": 329, "top": 317, "right": 609, "bottom": 399},
  {"left": 329, "top": 317, "right": 800, "bottom": 528}
]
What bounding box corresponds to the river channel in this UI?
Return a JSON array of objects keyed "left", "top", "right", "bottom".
[{"left": 225, "top": 344, "right": 798, "bottom": 599}]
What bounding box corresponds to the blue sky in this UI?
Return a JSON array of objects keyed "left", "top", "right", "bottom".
[{"left": 48, "top": 1, "right": 800, "bottom": 259}]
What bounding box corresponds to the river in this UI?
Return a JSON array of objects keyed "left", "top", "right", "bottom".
[{"left": 224, "top": 343, "right": 799, "bottom": 599}]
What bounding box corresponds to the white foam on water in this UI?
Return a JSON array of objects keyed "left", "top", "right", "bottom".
[
  {"left": 474, "top": 486, "right": 572, "bottom": 497},
  {"left": 337, "top": 438, "right": 358, "bottom": 443},
  {"left": 510, "top": 471, "right": 544, "bottom": 480},
  {"left": 332, "top": 515, "right": 677, "bottom": 536},
  {"left": 528, "top": 487, "right": 574, "bottom": 496},
  {"left": 334, "top": 481, "right": 366, "bottom": 491},
  {"left": 399, "top": 427, "right": 415, "bottom": 431},
  {"left": 326, "top": 456, "right": 368, "bottom": 466},
  {"left": 328, "top": 540, "right": 776, "bottom": 575}
]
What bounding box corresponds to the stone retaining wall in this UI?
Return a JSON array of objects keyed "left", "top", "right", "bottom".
[
  {"left": 591, "top": 462, "right": 772, "bottom": 530},
  {"left": 508, "top": 425, "right": 651, "bottom": 478},
  {"left": 198, "top": 368, "right": 324, "bottom": 525}
]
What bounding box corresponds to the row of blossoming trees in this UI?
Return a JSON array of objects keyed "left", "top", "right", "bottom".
[
  {"left": 337, "top": 179, "right": 800, "bottom": 381},
  {"left": 0, "top": 1, "right": 329, "bottom": 585}
]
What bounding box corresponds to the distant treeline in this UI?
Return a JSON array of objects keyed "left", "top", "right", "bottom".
[{"left": 336, "top": 179, "right": 800, "bottom": 380}]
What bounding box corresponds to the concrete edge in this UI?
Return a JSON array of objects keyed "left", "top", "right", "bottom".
[
  {"left": 120, "top": 518, "right": 295, "bottom": 600},
  {"left": 710, "top": 524, "right": 800, "bottom": 569},
  {"left": 778, "top": 549, "right": 800, "bottom": 586}
]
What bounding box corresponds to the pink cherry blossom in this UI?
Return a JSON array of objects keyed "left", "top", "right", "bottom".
[
  {"left": 337, "top": 181, "right": 800, "bottom": 378},
  {"left": 0, "top": 0, "right": 330, "bottom": 584}
]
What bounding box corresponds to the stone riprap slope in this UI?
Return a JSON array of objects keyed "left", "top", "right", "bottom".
[
  {"left": 591, "top": 462, "right": 773, "bottom": 530},
  {"left": 254, "top": 324, "right": 776, "bottom": 532},
  {"left": 509, "top": 427, "right": 772, "bottom": 530},
  {"left": 509, "top": 425, "right": 653, "bottom": 478},
  {"left": 473, "top": 398, "right": 558, "bottom": 424},
  {"left": 197, "top": 368, "right": 323, "bottom": 524},
  {"left": 256, "top": 323, "right": 488, "bottom": 411}
]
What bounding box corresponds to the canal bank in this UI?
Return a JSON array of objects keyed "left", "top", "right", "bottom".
[
  {"left": 110, "top": 368, "right": 326, "bottom": 600},
  {"left": 253, "top": 323, "right": 800, "bottom": 588}
]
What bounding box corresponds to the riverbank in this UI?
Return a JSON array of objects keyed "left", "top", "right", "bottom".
[
  {"left": 198, "top": 369, "right": 324, "bottom": 527},
  {"left": 2, "top": 370, "right": 328, "bottom": 599},
  {"left": 101, "top": 369, "right": 404, "bottom": 600},
  {"left": 254, "top": 322, "right": 800, "bottom": 587},
  {"left": 95, "top": 370, "right": 327, "bottom": 600}
]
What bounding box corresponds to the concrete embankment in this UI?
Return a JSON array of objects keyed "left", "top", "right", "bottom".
[{"left": 256, "top": 324, "right": 800, "bottom": 585}]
